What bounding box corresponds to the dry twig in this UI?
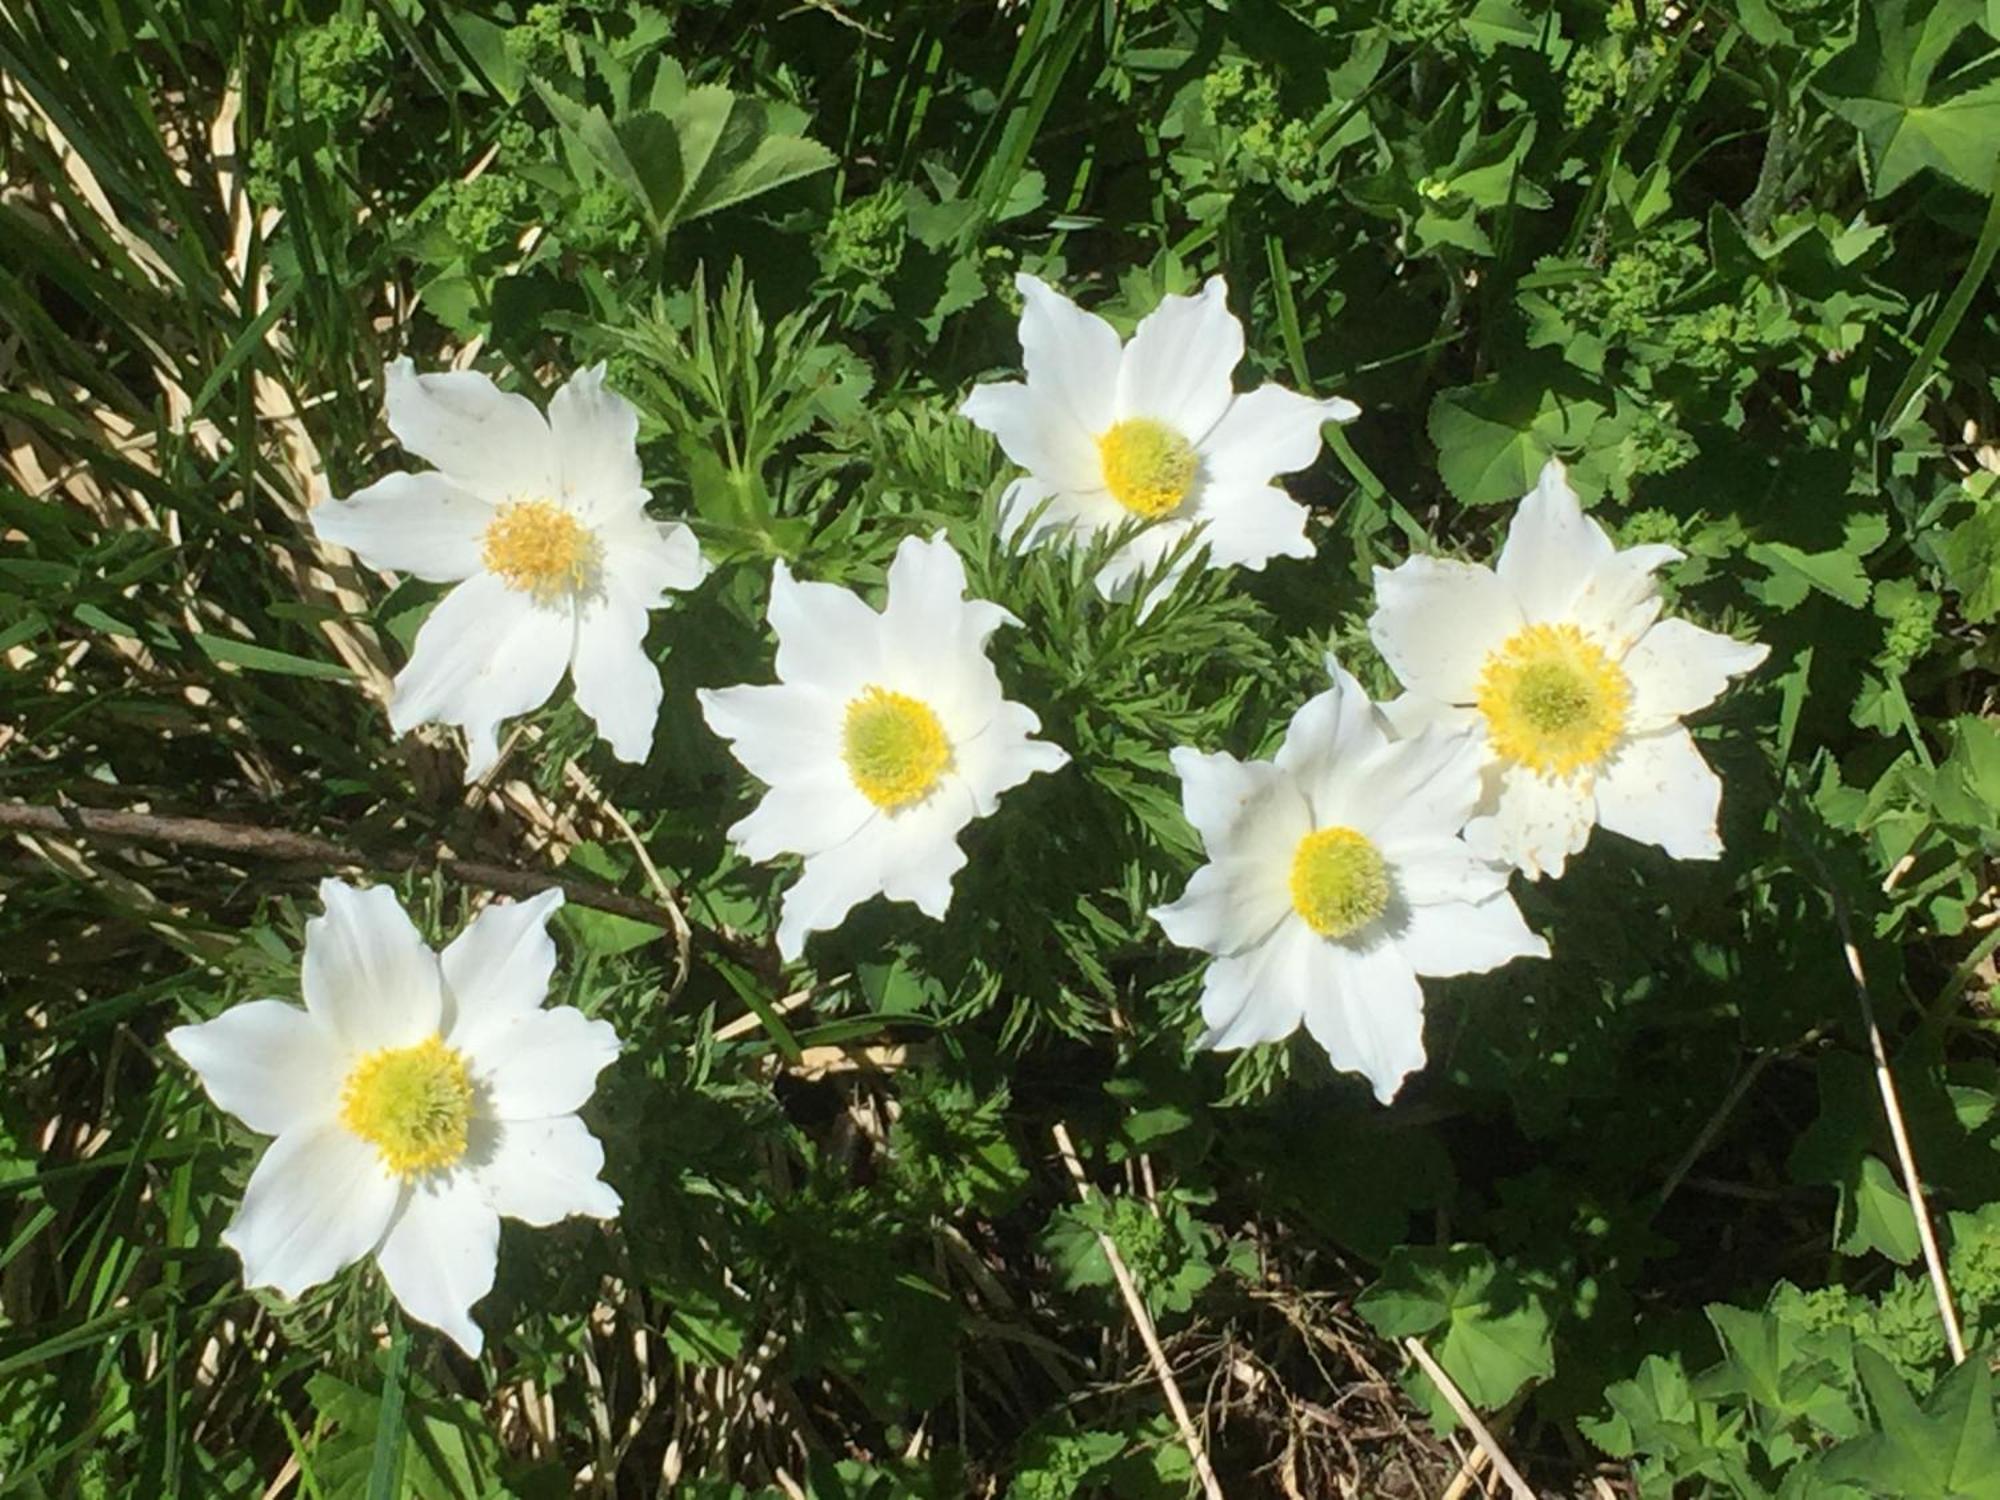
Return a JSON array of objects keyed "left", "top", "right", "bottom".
[
  {"left": 1400, "top": 1339, "right": 1535, "bottom": 1500},
  {"left": 1050, "top": 1122, "right": 1226, "bottom": 1500},
  {"left": 0, "top": 798, "right": 723, "bottom": 945}
]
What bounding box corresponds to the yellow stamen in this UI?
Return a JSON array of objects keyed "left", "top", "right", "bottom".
[
  {"left": 1097, "top": 417, "right": 1198, "bottom": 519},
  {"left": 842, "top": 686, "right": 951, "bottom": 809},
  {"left": 1290, "top": 826, "right": 1391, "bottom": 939},
  {"left": 481, "top": 499, "right": 600, "bottom": 602},
  {"left": 1476, "top": 622, "right": 1630, "bottom": 777},
  {"left": 339, "top": 1036, "right": 474, "bottom": 1177}
]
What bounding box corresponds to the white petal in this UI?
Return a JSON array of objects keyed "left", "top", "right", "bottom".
[
  {"left": 1462, "top": 766, "right": 1597, "bottom": 879},
  {"left": 996, "top": 475, "right": 1127, "bottom": 551},
  {"left": 876, "top": 779, "right": 979, "bottom": 918},
  {"left": 570, "top": 585, "right": 661, "bottom": 764},
  {"left": 388, "top": 573, "right": 573, "bottom": 782},
  {"left": 302, "top": 880, "right": 441, "bottom": 1052},
  {"left": 1369, "top": 556, "right": 1524, "bottom": 704},
  {"left": 772, "top": 782, "right": 976, "bottom": 958},
  {"left": 1339, "top": 730, "right": 1488, "bottom": 846},
  {"left": 439, "top": 888, "right": 564, "bottom": 1053},
  {"left": 1114, "top": 276, "right": 1242, "bottom": 440},
  {"left": 954, "top": 699, "right": 1069, "bottom": 816},
  {"left": 1154, "top": 853, "right": 1293, "bottom": 962},
  {"left": 383, "top": 358, "right": 554, "bottom": 501},
  {"left": 601, "top": 515, "right": 708, "bottom": 605},
  {"left": 768, "top": 562, "right": 884, "bottom": 700},
  {"left": 1389, "top": 837, "right": 1514, "bottom": 908},
  {"left": 1168, "top": 745, "right": 1313, "bottom": 854},
  {"left": 373, "top": 1173, "right": 497, "bottom": 1358},
  {"left": 312, "top": 472, "right": 492, "bottom": 582},
  {"left": 775, "top": 847, "right": 884, "bottom": 961},
  {"left": 1303, "top": 938, "right": 1429, "bottom": 1104},
  {"left": 547, "top": 364, "right": 645, "bottom": 522},
  {"left": 1594, "top": 727, "right": 1726, "bottom": 861},
  {"left": 1185, "top": 482, "right": 1314, "bottom": 571},
  {"left": 878, "top": 533, "right": 1017, "bottom": 730},
  {"left": 1377, "top": 693, "right": 1481, "bottom": 741},
  {"left": 466, "top": 1005, "right": 619, "bottom": 1120},
  {"left": 959, "top": 380, "right": 1100, "bottom": 493},
  {"left": 1397, "top": 895, "right": 1549, "bottom": 978},
  {"left": 222, "top": 1125, "right": 400, "bottom": 1299},
  {"left": 1198, "top": 385, "right": 1351, "bottom": 483},
  {"left": 1273, "top": 670, "right": 1391, "bottom": 820},
  {"left": 1622, "top": 619, "right": 1769, "bottom": 731},
  {"left": 1570, "top": 544, "right": 1684, "bottom": 654},
  {"left": 1195, "top": 918, "right": 1316, "bottom": 1050},
  {"left": 472, "top": 1115, "right": 620, "bottom": 1227},
  {"left": 726, "top": 772, "right": 876, "bottom": 862},
  {"left": 1496, "top": 459, "right": 1616, "bottom": 621},
  {"left": 1012, "top": 273, "right": 1122, "bottom": 440},
  {"left": 168, "top": 1001, "right": 343, "bottom": 1138},
  {"left": 699, "top": 681, "right": 845, "bottom": 787}
]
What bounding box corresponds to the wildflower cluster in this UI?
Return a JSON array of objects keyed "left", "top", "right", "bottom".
[{"left": 168, "top": 271, "right": 1767, "bottom": 1353}]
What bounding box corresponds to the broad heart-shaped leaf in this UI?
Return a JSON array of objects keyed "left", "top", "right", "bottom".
[
  {"left": 1817, "top": 0, "right": 2000, "bottom": 194},
  {"left": 1356, "top": 1245, "right": 1555, "bottom": 1432},
  {"left": 1427, "top": 377, "right": 1604, "bottom": 504},
  {"left": 1822, "top": 1348, "right": 2000, "bottom": 1498}
]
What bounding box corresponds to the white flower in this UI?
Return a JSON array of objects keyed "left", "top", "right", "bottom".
[
  {"left": 697, "top": 533, "right": 1069, "bottom": 960},
  {"left": 312, "top": 359, "right": 709, "bottom": 782},
  {"left": 167, "top": 880, "right": 620, "bottom": 1357},
  {"left": 959, "top": 273, "right": 1358, "bottom": 601},
  {"left": 1153, "top": 663, "right": 1547, "bottom": 1104},
  {"left": 1367, "top": 459, "right": 1769, "bottom": 879}
]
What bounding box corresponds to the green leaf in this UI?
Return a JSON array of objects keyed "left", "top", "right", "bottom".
[
  {"left": 1940, "top": 504, "right": 2000, "bottom": 621},
  {"left": 1817, "top": 0, "right": 2000, "bottom": 194},
  {"left": 1356, "top": 1246, "right": 1555, "bottom": 1430},
  {"left": 193, "top": 633, "right": 355, "bottom": 680},
  {"left": 1823, "top": 1348, "right": 2000, "bottom": 1498},
  {"left": 1843, "top": 1156, "right": 1923, "bottom": 1264},
  {"left": 1427, "top": 378, "right": 1603, "bottom": 505},
  {"left": 1747, "top": 541, "right": 1873, "bottom": 609}
]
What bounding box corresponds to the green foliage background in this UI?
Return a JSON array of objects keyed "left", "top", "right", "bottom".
[{"left": 2, "top": 0, "right": 1999, "bottom": 1494}]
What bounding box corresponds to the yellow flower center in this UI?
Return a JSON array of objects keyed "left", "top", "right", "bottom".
[
  {"left": 1476, "top": 622, "right": 1630, "bottom": 777},
  {"left": 1290, "top": 826, "right": 1391, "bottom": 939},
  {"left": 1097, "top": 417, "right": 1198, "bottom": 519},
  {"left": 481, "top": 499, "right": 600, "bottom": 602},
  {"left": 339, "top": 1036, "right": 475, "bottom": 1177},
  {"left": 842, "top": 686, "right": 951, "bottom": 809}
]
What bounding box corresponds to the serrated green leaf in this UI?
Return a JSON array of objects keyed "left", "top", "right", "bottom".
[{"left": 1817, "top": 0, "right": 2000, "bottom": 194}]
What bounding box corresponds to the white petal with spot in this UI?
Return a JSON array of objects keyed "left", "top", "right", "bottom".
[
  {"left": 1623, "top": 619, "right": 1770, "bottom": 731},
  {"left": 1594, "top": 727, "right": 1726, "bottom": 860},
  {"left": 1369, "top": 556, "right": 1523, "bottom": 704}
]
